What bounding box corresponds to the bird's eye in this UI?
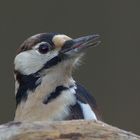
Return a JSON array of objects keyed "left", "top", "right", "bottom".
[{"left": 38, "top": 43, "right": 50, "bottom": 54}]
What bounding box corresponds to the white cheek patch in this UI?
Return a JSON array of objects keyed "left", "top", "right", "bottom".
[
  {"left": 78, "top": 101, "right": 97, "bottom": 120},
  {"left": 14, "top": 50, "right": 44, "bottom": 75},
  {"left": 14, "top": 49, "right": 59, "bottom": 75}
]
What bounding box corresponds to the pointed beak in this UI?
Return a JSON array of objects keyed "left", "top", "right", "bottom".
[{"left": 60, "top": 34, "right": 101, "bottom": 57}]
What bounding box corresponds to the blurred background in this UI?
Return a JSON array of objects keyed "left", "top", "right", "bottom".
[{"left": 0, "top": 0, "right": 140, "bottom": 135}]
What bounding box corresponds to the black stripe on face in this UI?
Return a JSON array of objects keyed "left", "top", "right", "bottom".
[
  {"left": 15, "top": 71, "right": 41, "bottom": 106},
  {"left": 37, "top": 55, "right": 63, "bottom": 72},
  {"left": 43, "top": 86, "right": 68, "bottom": 104}
]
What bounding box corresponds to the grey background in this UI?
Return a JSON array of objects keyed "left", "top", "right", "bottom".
[{"left": 0, "top": 0, "right": 140, "bottom": 134}]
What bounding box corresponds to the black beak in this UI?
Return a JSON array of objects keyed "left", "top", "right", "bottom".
[{"left": 60, "top": 34, "right": 100, "bottom": 56}]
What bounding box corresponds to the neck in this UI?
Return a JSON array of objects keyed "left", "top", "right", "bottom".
[
  {"left": 35, "top": 63, "right": 75, "bottom": 98},
  {"left": 15, "top": 63, "right": 75, "bottom": 105},
  {"left": 40, "top": 62, "right": 74, "bottom": 87},
  {"left": 14, "top": 63, "right": 78, "bottom": 122}
]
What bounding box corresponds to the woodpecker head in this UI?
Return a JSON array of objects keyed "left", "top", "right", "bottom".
[{"left": 14, "top": 33, "right": 100, "bottom": 77}]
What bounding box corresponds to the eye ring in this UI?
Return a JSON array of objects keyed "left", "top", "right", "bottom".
[{"left": 38, "top": 42, "right": 51, "bottom": 54}]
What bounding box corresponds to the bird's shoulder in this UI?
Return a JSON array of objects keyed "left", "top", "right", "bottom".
[{"left": 75, "top": 83, "right": 102, "bottom": 120}]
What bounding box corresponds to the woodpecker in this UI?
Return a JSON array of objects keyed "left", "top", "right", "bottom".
[{"left": 14, "top": 33, "right": 101, "bottom": 122}]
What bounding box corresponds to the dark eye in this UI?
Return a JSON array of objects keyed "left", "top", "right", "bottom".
[{"left": 38, "top": 43, "right": 50, "bottom": 54}]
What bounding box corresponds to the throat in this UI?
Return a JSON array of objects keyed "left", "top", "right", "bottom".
[{"left": 15, "top": 66, "right": 75, "bottom": 106}]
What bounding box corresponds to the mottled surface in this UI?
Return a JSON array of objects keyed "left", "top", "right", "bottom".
[{"left": 0, "top": 120, "right": 140, "bottom": 140}]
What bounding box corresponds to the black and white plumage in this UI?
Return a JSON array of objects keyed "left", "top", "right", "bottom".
[{"left": 14, "top": 33, "right": 101, "bottom": 122}]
